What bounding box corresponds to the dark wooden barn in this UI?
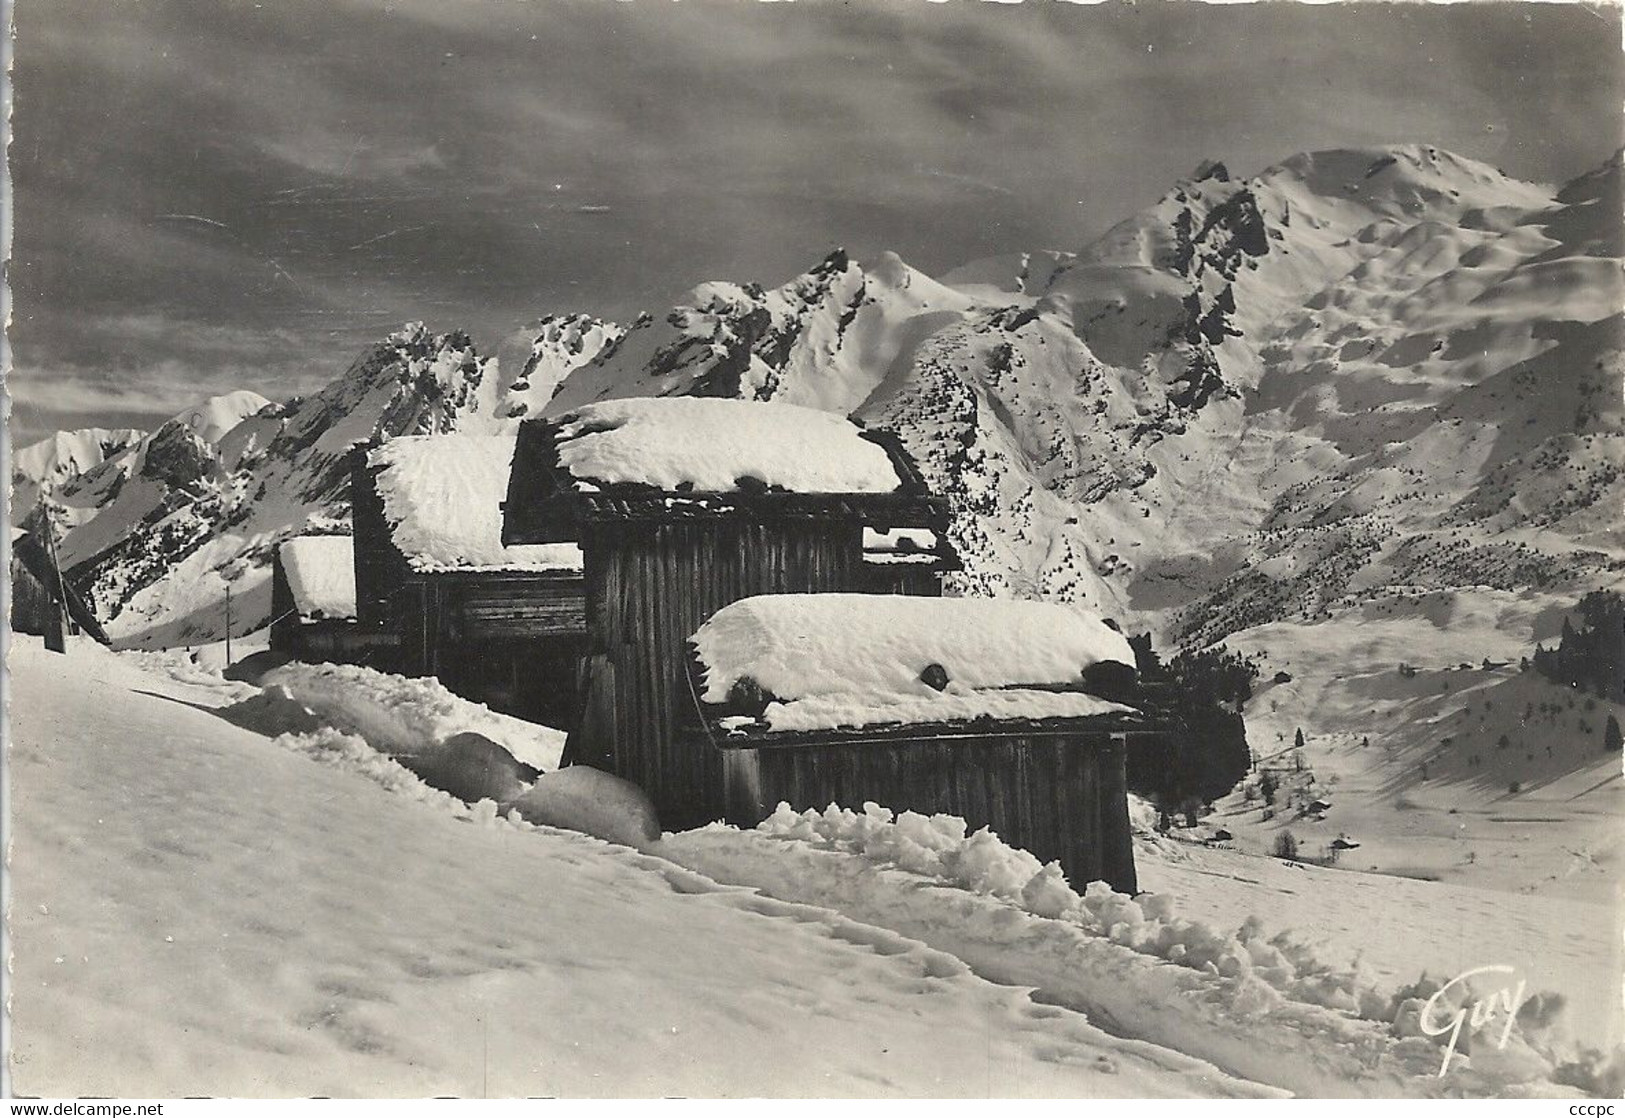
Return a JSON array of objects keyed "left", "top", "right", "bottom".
[
  {"left": 502, "top": 397, "right": 951, "bottom": 827},
  {"left": 682, "top": 593, "right": 1167, "bottom": 893},
  {"left": 352, "top": 433, "right": 586, "bottom": 729},
  {"left": 10, "top": 528, "right": 110, "bottom": 651},
  {"left": 267, "top": 535, "right": 395, "bottom": 666}
]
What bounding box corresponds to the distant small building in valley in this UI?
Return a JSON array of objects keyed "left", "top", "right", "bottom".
[{"left": 856, "top": 526, "right": 960, "bottom": 596}]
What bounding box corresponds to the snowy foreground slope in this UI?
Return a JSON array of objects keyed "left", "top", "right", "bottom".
[
  {"left": 8, "top": 639, "right": 1615, "bottom": 1097},
  {"left": 5, "top": 638, "right": 1264, "bottom": 1098}
]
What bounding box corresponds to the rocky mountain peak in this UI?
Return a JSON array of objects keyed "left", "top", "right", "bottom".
[{"left": 137, "top": 420, "right": 218, "bottom": 493}]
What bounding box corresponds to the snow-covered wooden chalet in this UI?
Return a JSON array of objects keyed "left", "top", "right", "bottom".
[
  {"left": 268, "top": 535, "right": 392, "bottom": 666},
  {"left": 352, "top": 434, "right": 586, "bottom": 728},
  {"left": 685, "top": 595, "right": 1162, "bottom": 893},
  {"left": 501, "top": 397, "right": 950, "bottom": 826}
]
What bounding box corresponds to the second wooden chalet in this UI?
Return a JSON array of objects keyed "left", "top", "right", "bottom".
[
  {"left": 268, "top": 534, "right": 388, "bottom": 666},
  {"left": 502, "top": 396, "right": 951, "bottom": 827},
  {"left": 685, "top": 594, "right": 1164, "bottom": 892},
  {"left": 353, "top": 433, "right": 586, "bottom": 729}
]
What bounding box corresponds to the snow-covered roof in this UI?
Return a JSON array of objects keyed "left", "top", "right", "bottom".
[
  {"left": 554, "top": 398, "right": 905, "bottom": 495},
  {"left": 369, "top": 435, "right": 584, "bottom": 573},
  {"left": 279, "top": 536, "right": 357, "bottom": 621},
  {"left": 690, "top": 594, "right": 1139, "bottom": 734}
]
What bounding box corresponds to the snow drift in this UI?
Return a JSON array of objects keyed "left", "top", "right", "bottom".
[
  {"left": 259, "top": 661, "right": 566, "bottom": 771},
  {"left": 507, "top": 766, "right": 662, "bottom": 849}
]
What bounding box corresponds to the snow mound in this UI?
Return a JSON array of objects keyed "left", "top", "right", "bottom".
[
  {"left": 405, "top": 731, "right": 539, "bottom": 806},
  {"left": 554, "top": 397, "right": 903, "bottom": 494},
  {"left": 262, "top": 661, "right": 566, "bottom": 771},
  {"left": 272, "top": 727, "right": 472, "bottom": 813},
  {"left": 692, "top": 593, "right": 1137, "bottom": 730},
  {"left": 369, "top": 434, "right": 583, "bottom": 572},
  {"left": 279, "top": 536, "right": 356, "bottom": 621},
  {"left": 507, "top": 765, "right": 662, "bottom": 849}
]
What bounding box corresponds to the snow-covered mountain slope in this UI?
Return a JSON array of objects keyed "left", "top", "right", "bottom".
[
  {"left": 495, "top": 313, "right": 624, "bottom": 419},
  {"left": 38, "top": 144, "right": 1623, "bottom": 661},
  {"left": 544, "top": 249, "right": 987, "bottom": 418},
  {"left": 1156, "top": 151, "right": 1623, "bottom": 645},
  {"left": 47, "top": 392, "right": 273, "bottom": 564},
  {"left": 12, "top": 393, "right": 272, "bottom": 534},
  {"left": 536, "top": 146, "right": 1620, "bottom": 645},
  {"left": 10, "top": 426, "right": 146, "bottom": 523},
  {"left": 1047, "top": 148, "right": 1554, "bottom": 385},
  {"left": 57, "top": 325, "right": 513, "bottom": 648},
  {"left": 1205, "top": 593, "right": 1623, "bottom": 903},
  {"left": 943, "top": 249, "right": 1076, "bottom": 300}
]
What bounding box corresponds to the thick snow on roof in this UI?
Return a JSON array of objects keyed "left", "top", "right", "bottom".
[
  {"left": 370, "top": 435, "right": 583, "bottom": 573},
  {"left": 279, "top": 536, "right": 356, "bottom": 621},
  {"left": 555, "top": 398, "right": 903, "bottom": 494},
  {"left": 758, "top": 689, "right": 1134, "bottom": 733},
  {"left": 691, "top": 594, "right": 1138, "bottom": 732}
]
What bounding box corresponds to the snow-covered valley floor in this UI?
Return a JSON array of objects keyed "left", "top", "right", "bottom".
[{"left": 5, "top": 635, "right": 1617, "bottom": 1097}]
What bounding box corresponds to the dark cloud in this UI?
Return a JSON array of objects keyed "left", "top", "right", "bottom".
[{"left": 8, "top": 0, "right": 1621, "bottom": 444}]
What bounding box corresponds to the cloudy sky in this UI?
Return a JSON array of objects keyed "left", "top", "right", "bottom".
[{"left": 8, "top": 0, "right": 1621, "bottom": 444}]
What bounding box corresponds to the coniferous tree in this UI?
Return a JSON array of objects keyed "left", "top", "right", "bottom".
[{"left": 1124, "top": 637, "right": 1258, "bottom": 807}]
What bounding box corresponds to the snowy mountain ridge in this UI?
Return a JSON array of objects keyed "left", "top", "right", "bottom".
[
  {"left": 34, "top": 144, "right": 1625, "bottom": 658},
  {"left": 11, "top": 424, "right": 147, "bottom": 521},
  {"left": 47, "top": 324, "right": 599, "bottom": 647}
]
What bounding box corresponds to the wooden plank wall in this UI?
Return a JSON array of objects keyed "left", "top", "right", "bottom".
[
  {"left": 9, "top": 555, "right": 60, "bottom": 643},
  {"left": 576, "top": 517, "right": 863, "bottom": 828},
  {"left": 729, "top": 733, "right": 1137, "bottom": 893},
  {"left": 349, "top": 457, "right": 409, "bottom": 627},
  {"left": 854, "top": 564, "right": 944, "bottom": 597},
  {"left": 452, "top": 579, "right": 586, "bottom": 639}
]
